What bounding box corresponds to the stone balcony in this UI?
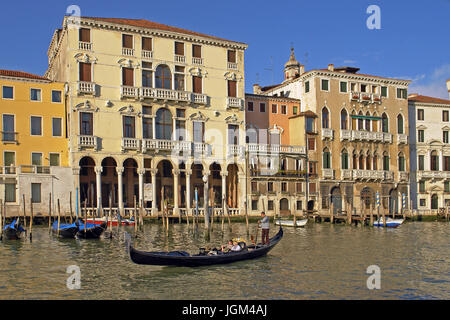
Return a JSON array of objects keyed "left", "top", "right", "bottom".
[
  {"left": 78, "top": 135, "right": 98, "bottom": 151},
  {"left": 142, "top": 139, "right": 192, "bottom": 154},
  {"left": 341, "top": 169, "right": 353, "bottom": 180},
  {"left": 322, "top": 168, "right": 335, "bottom": 179},
  {"left": 350, "top": 91, "right": 382, "bottom": 104},
  {"left": 247, "top": 143, "right": 306, "bottom": 155},
  {"left": 120, "top": 86, "right": 139, "bottom": 99},
  {"left": 227, "top": 97, "right": 245, "bottom": 110},
  {"left": 417, "top": 171, "right": 450, "bottom": 180},
  {"left": 77, "top": 81, "right": 96, "bottom": 95},
  {"left": 142, "top": 50, "right": 153, "bottom": 59},
  {"left": 78, "top": 41, "right": 92, "bottom": 51},
  {"left": 122, "top": 48, "right": 134, "bottom": 56},
  {"left": 121, "top": 138, "right": 140, "bottom": 152},
  {"left": 227, "top": 62, "right": 238, "bottom": 70},
  {"left": 141, "top": 87, "right": 191, "bottom": 102},
  {"left": 228, "top": 145, "right": 245, "bottom": 157},
  {"left": 340, "top": 130, "right": 392, "bottom": 143},
  {"left": 174, "top": 55, "right": 186, "bottom": 63},
  {"left": 192, "top": 57, "right": 203, "bottom": 65},
  {"left": 398, "top": 134, "right": 408, "bottom": 145},
  {"left": 321, "top": 128, "right": 334, "bottom": 140},
  {"left": 399, "top": 171, "right": 409, "bottom": 182},
  {"left": 352, "top": 169, "right": 393, "bottom": 181}
]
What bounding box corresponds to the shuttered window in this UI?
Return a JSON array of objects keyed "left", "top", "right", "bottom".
[
  {"left": 79, "top": 63, "right": 91, "bottom": 82},
  {"left": 227, "top": 50, "right": 236, "bottom": 63},
  {"left": 192, "top": 45, "right": 201, "bottom": 58},
  {"left": 80, "top": 112, "right": 93, "bottom": 136},
  {"left": 122, "top": 68, "right": 134, "bottom": 86},
  {"left": 193, "top": 76, "right": 202, "bottom": 93},
  {"left": 227, "top": 80, "right": 237, "bottom": 97},
  {"left": 142, "top": 37, "right": 152, "bottom": 51},
  {"left": 193, "top": 121, "right": 204, "bottom": 143},
  {"left": 175, "top": 42, "right": 184, "bottom": 55},
  {"left": 79, "top": 28, "right": 90, "bottom": 42},
  {"left": 122, "top": 34, "right": 133, "bottom": 48},
  {"left": 123, "top": 116, "right": 135, "bottom": 138}
]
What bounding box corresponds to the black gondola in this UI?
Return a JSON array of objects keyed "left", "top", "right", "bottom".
[
  {"left": 76, "top": 221, "right": 107, "bottom": 239},
  {"left": 125, "top": 227, "right": 283, "bottom": 267},
  {"left": 51, "top": 221, "right": 79, "bottom": 239},
  {"left": 2, "top": 219, "right": 25, "bottom": 240}
]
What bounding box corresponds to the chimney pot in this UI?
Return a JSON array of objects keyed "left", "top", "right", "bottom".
[{"left": 328, "top": 64, "right": 334, "bottom": 72}]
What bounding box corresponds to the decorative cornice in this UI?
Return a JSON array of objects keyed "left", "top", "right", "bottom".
[
  {"left": 224, "top": 71, "right": 243, "bottom": 82},
  {"left": 188, "top": 67, "right": 208, "bottom": 78},
  {"left": 300, "top": 70, "right": 411, "bottom": 86},
  {"left": 73, "top": 100, "right": 99, "bottom": 112},
  {"left": 189, "top": 111, "right": 209, "bottom": 122},
  {"left": 224, "top": 114, "right": 243, "bottom": 125},
  {"left": 74, "top": 53, "right": 98, "bottom": 64},
  {"left": 119, "top": 105, "right": 141, "bottom": 116},
  {"left": 118, "top": 58, "right": 140, "bottom": 69}
]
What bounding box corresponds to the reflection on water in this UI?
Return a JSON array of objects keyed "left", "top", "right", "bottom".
[{"left": 0, "top": 222, "right": 448, "bottom": 300}]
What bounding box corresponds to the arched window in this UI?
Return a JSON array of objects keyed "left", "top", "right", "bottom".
[
  {"left": 341, "top": 109, "right": 348, "bottom": 130},
  {"left": 366, "top": 153, "right": 371, "bottom": 170},
  {"left": 382, "top": 113, "right": 389, "bottom": 133},
  {"left": 365, "top": 112, "right": 371, "bottom": 131},
  {"left": 352, "top": 152, "right": 357, "bottom": 169},
  {"left": 383, "top": 152, "right": 390, "bottom": 171},
  {"left": 155, "top": 65, "right": 172, "bottom": 89},
  {"left": 322, "top": 107, "right": 329, "bottom": 129},
  {"left": 397, "top": 114, "right": 404, "bottom": 134},
  {"left": 398, "top": 153, "right": 405, "bottom": 171},
  {"left": 155, "top": 108, "right": 173, "bottom": 140},
  {"left": 373, "top": 155, "right": 378, "bottom": 170},
  {"left": 341, "top": 149, "right": 348, "bottom": 169},
  {"left": 431, "top": 194, "right": 438, "bottom": 210},
  {"left": 359, "top": 154, "right": 364, "bottom": 170},
  {"left": 323, "top": 148, "right": 331, "bottom": 169},
  {"left": 430, "top": 150, "right": 439, "bottom": 171},
  {"left": 358, "top": 111, "right": 364, "bottom": 131}
]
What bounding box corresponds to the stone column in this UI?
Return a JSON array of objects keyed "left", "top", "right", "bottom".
[
  {"left": 221, "top": 171, "right": 227, "bottom": 208},
  {"left": 95, "top": 166, "right": 103, "bottom": 214},
  {"left": 238, "top": 171, "right": 247, "bottom": 215},
  {"left": 186, "top": 170, "right": 192, "bottom": 215},
  {"left": 151, "top": 168, "right": 157, "bottom": 216},
  {"left": 116, "top": 166, "right": 124, "bottom": 215},
  {"left": 72, "top": 167, "right": 81, "bottom": 218},
  {"left": 173, "top": 169, "right": 180, "bottom": 216},
  {"left": 152, "top": 117, "right": 156, "bottom": 140}
]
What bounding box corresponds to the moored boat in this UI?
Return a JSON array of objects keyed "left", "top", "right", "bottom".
[
  {"left": 76, "top": 220, "right": 107, "bottom": 239},
  {"left": 51, "top": 221, "right": 79, "bottom": 238},
  {"left": 374, "top": 217, "right": 404, "bottom": 228},
  {"left": 126, "top": 227, "right": 283, "bottom": 267},
  {"left": 86, "top": 216, "right": 135, "bottom": 226},
  {"left": 2, "top": 219, "right": 26, "bottom": 240},
  {"left": 275, "top": 219, "right": 308, "bottom": 227}
]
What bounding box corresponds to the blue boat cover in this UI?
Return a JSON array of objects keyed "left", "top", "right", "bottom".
[
  {"left": 3, "top": 219, "right": 25, "bottom": 232},
  {"left": 52, "top": 221, "right": 78, "bottom": 230},
  {"left": 77, "top": 222, "right": 98, "bottom": 231}
]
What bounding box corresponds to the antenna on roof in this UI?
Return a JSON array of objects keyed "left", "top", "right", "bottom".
[{"left": 264, "top": 56, "right": 274, "bottom": 84}]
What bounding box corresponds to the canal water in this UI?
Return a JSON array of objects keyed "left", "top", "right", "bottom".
[{"left": 0, "top": 221, "right": 448, "bottom": 300}]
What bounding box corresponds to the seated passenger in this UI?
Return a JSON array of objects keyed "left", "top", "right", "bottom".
[
  {"left": 231, "top": 241, "right": 242, "bottom": 252},
  {"left": 221, "top": 240, "right": 234, "bottom": 253}
]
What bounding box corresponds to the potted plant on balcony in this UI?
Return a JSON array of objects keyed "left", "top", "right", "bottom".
[{"left": 362, "top": 95, "right": 371, "bottom": 101}]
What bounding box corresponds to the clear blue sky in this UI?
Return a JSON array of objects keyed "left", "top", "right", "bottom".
[{"left": 1, "top": 0, "right": 449, "bottom": 98}]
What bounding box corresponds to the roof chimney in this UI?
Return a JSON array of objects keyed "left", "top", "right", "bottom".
[
  {"left": 299, "top": 64, "right": 305, "bottom": 75},
  {"left": 328, "top": 64, "right": 334, "bottom": 72},
  {"left": 253, "top": 84, "right": 262, "bottom": 95}
]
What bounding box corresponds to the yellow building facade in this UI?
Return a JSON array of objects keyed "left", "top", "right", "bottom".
[
  {"left": 45, "top": 17, "right": 248, "bottom": 216},
  {"left": 0, "top": 70, "right": 72, "bottom": 216}
]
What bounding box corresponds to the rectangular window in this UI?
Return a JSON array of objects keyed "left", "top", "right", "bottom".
[
  {"left": 31, "top": 153, "right": 42, "bottom": 168},
  {"left": 52, "top": 90, "right": 62, "bottom": 103},
  {"left": 444, "top": 156, "right": 450, "bottom": 171},
  {"left": 419, "top": 198, "right": 426, "bottom": 206},
  {"left": 399, "top": 157, "right": 405, "bottom": 172},
  {"left": 444, "top": 131, "right": 449, "bottom": 144},
  {"left": 267, "top": 182, "right": 273, "bottom": 192},
  {"left": 52, "top": 118, "right": 62, "bottom": 137},
  {"left": 321, "top": 79, "right": 329, "bottom": 91},
  {"left": 227, "top": 50, "right": 236, "bottom": 63},
  {"left": 397, "top": 88, "right": 407, "bottom": 99},
  {"left": 305, "top": 81, "right": 310, "bottom": 93},
  {"left": 293, "top": 106, "right": 298, "bottom": 115},
  {"left": 123, "top": 116, "right": 135, "bottom": 138},
  {"left": 30, "top": 88, "right": 41, "bottom": 101},
  {"left": 309, "top": 182, "right": 316, "bottom": 193},
  {"left": 142, "top": 37, "right": 152, "bottom": 51},
  {"left": 31, "top": 183, "right": 41, "bottom": 203},
  {"left": 381, "top": 86, "right": 388, "bottom": 97},
  {"left": 50, "top": 153, "right": 60, "bottom": 166},
  {"left": 227, "top": 80, "right": 237, "bottom": 97},
  {"left": 175, "top": 73, "right": 185, "bottom": 91},
  {"left": 306, "top": 117, "right": 315, "bottom": 133},
  {"left": 30, "top": 116, "right": 42, "bottom": 136},
  {"left": 418, "top": 155, "right": 424, "bottom": 170},
  {"left": 296, "top": 200, "right": 302, "bottom": 211},
  {"left": 79, "top": 62, "right": 92, "bottom": 82},
  {"left": 308, "top": 138, "right": 315, "bottom": 150},
  {"left": 417, "top": 109, "right": 424, "bottom": 120},
  {"left": 260, "top": 103, "right": 266, "bottom": 113},
  {"left": 271, "top": 104, "right": 277, "bottom": 113},
  {"left": 268, "top": 200, "right": 274, "bottom": 211},
  {"left": 361, "top": 84, "right": 367, "bottom": 92},
  {"left": 445, "top": 181, "right": 450, "bottom": 193},
  {"left": 309, "top": 162, "right": 316, "bottom": 175},
  {"left": 419, "top": 181, "right": 425, "bottom": 193},
  {"left": 2, "top": 86, "right": 14, "bottom": 99},
  {"left": 193, "top": 76, "right": 202, "bottom": 94},
  {"left": 176, "top": 120, "right": 186, "bottom": 141},
  {"left": 340, "top": 81, "right": 347, "bottom": 93},
  {"left": 5, "top": 183, "right": 16, "bottom": 203},
  {"left": 228, "top": 124, "right": 239, "bottom": 145},
  {"left": 251, "top": 182, "right": 258, "bottom": 192},
  {"left": 193, "top": 121, "right": 205, "bottom": 143},
  {"left": 281, "top": 182, "right": 287, "bottom": 192},
  {"left": 122, "top": 34, "right": 133, "bottom": 48},
  {"left": 296, "top": 183, "right": 303, "bottom": 193},
  {"left": 142, "top": 70, "right": 153, "bottom": 88},
  {"left": 444, "top": 110, "right": 449, "bottom": 122},
  {"left": 192, "top": 44, "right": 202, "bottom": 58},
  {"left": 79, "top": 28, "right": 90, "bottom": 42},
  {"left": 122, "top": 67, "right": 134, "bottom": 86},
  {"left": 247, "top": 101, "right": 254, "bottom": 112},
  {"left": 80, "top": 112, "right": 93, "bottom": 135},
  {"left": 2, "top": 114, "right": 15, "bottom": 142},
  {"left": 418, "top": 130, "right": 424, "bottom": 143},
  {"left": 383, "top": 156, "right": 390, "bottom": 171},
  {"left": 175, "top": 41, "right": 184, "bottom": 55},
  {"left": 281, "top": 105, "right": 287, "bottom": 114},
  {"left": 142, "top": 117, "right": 152, "bottom": 139},
  {"left": 251, "top": 200, "right": 258, "bottom": 211}
]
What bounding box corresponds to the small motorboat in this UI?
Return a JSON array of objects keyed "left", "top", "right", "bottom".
[
  {"left": 125, "top": 227, "right": 283, "bottom": 267},
  {"left": 2, "top": 219, "right": 26, "bottom": 240},
  {"left": 76, "top": 220, "right": 107, "bottom": 239},
  {"left": 52, "top": 221, "right": 79, "bottom": 239},
  {"left": 275, "top": 219, "right": 308, "bottom": 227},
  {"left": 86, "top": 216, "right": 135, "bottom": 226},
  {"left": 374, "top": 217, "right": 404, "bottom": 228}
]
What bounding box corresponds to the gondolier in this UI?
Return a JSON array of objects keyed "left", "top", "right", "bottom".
[{"left": 258, "top": 212, "right": 270, "bottom": 245}]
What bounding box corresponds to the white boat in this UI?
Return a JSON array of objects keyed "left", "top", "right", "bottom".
[
  {"left": 373, "top": 217, "right": 404, "bottom": 227},
  {"left": 275, "top": 219, "right": 308, "bottom": 227}
]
